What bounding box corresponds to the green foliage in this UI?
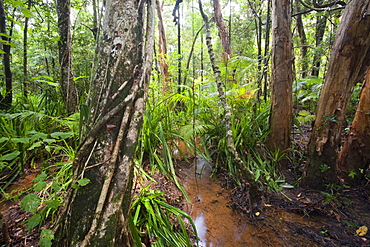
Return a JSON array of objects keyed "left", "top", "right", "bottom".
[
  {"left": 130, "top": 187, "right": 197, "bottom": 247},
  {"left": 0, "top": 110, "right": 79, "bottom": 191},
  {"left": 293, "top": 76, "right": 323, "bottom": 112},
  {"left": 296, "top": 110, "right": 315, "bottom": 125},
  {"left": 19, "top": 164, "right": 79, "bottom": 231},
  {"left": 39, "top": 229, "right": 54, "bottom": 247}
]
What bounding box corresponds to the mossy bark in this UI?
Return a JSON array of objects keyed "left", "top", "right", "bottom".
[{"left": 53, "top": 0, "right": 155, "bottom": 245}]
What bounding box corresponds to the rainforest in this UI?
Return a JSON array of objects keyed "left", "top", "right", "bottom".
[{"left": 0, "top": 0, "right": 370, "bottom": 246}]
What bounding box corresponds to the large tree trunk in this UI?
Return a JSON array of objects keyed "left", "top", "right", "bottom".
[
  {"left": 0, "top": 0, "right": 12, "bottom": 110},
  {"left": 53, "top": 0, "right": 154, "bottom": 245},
  {"left": 302, "top": 0, "right": 370, "bottom": 190},
  {"left": 56, "top": 0, "right": 79, "bottom": 114},
  {"left": 337, "top": 68, "right": 370, "bottom": 184},
  {"left": 267, "top": 0, "right": 293, "bottom": 159}
]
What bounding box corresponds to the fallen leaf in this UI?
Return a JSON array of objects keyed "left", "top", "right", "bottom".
[{"left": 356, "top": 226, "right": 368, "bottom": 236}]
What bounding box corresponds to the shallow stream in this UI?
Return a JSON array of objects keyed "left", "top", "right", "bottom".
[{"left": 180, "top": 157, "right": 270, "bottom": 246}]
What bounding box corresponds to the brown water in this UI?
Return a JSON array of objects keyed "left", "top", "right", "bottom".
[
  {"left": 179, "top": 157, "right": 321, "bottom": 247},
  {"left": 180, "top": 158, "right": 268, "bottom": 246}
]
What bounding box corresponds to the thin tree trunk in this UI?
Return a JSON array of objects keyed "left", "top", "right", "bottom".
[
  {"left": 23, "top": 0, "right": 31, "bottom": 98},
  {"left": 53, "top": 0, "right": 154, "bottom": 245},
  {"left": 337, "top": 68, "right": 370, "bottom": 184},
  {"left": 302, "top": 0, "right": 370, "bottom": 189},
  {"left": 295, "top": 0, "right": 308, "bottom": 78},
  {"left": 156, "top": 0, "right": 171, "bottom": 92},
  {"left": 0, "top": 0, "right": 12, "bottom": 110},
  {"left": 212, "top": 0, "right": 232, "bottom": 62},
  {"left": 311, "top": 10, "right": 327, "bottom": 77},
  {"left": 56, "top": 0, "right": 79, "bottom": 114},
  {"left": 263, "top": 0, "right": 271, "bottom": 101},
  {"left": 267, "top": 0, "right": 293, "bottom": 159},
  {"left": 198, "top": 0, "right": 255, "bottom": 183}
]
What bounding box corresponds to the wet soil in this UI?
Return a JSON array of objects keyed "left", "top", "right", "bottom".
[
  {"left": 176, "top": 156, "right": 370, "bottom": 246},
  {"left": 0, "top": 174, "right": 41, "bottom": 247}
]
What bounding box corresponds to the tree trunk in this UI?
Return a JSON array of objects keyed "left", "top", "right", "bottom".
[
  {"left": 198, "top": 0, "right": 255, "bottom": 183},
  {"left": 53, "top": 0, "right": 154, "bottom": 245},
  {"left": 337, "top": 68, "right": 370, "bottom": 184},
  {"left": 311, "top": 9, "right": 327, "bottom": 77},
  {"left": 267, "top": 0, "right": 293, "bottom": 159},
  {"left": 302, "top": 0, "right": 370, "bottom": 190},
  {"left": 295, "top": 0, "right": 308, "bottom": 78},
  {"left": 23, "top": 0, "right": 31, "bottom": 98},
  {"left": 156, "top": 0, "right": 171, "bottom": 92},
  {"left": 0, "top": 0, "right": 12, "bottom": 110},
  {"left": 212, "top": 0, "right": 232, "bottom": 62},
  {"left": 56, "top": 0, "right": 79, "bottom": 114}
]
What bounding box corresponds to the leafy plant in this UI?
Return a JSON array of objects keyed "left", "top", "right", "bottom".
[
  {"left": 130, "top": 187, "right": 197, "bottom": 247},
  {"left": 20, "top": 168, "right": 88, "bottom": 231}
]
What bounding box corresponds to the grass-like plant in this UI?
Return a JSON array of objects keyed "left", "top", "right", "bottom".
[{"left": 130, "top": 186, "right": 197, "bottom": 247}]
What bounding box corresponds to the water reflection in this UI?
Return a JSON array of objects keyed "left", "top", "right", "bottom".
[{"left": 182, "top": 157, "right": 251, "bottom": 246}]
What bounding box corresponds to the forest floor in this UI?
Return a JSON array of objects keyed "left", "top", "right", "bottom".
[
  {"left": 144, "top": 156, "right": 370, "bottom": 247},
  {"left": 1, "top": 130, "right": 370, "bottom": 246}
]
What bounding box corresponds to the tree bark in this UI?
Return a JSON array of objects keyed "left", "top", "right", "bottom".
[
  {"left": 53, "top": 0, "right": 154, "bottom": 245},
  {"left": 56, "top": 0, "right": 79, "bottom": 114},
  {"left": 302, "top": 0, "right": 370, "bottom": 189},
  {"left": 212, "top": 0, "right": 232, "bottom": 62},
  {"left": 0, "top": 0, "right": 12, "bottom": 110},
  {"left": 311, "top": 5, "right": 327, "bottom": 77},
  {"left": 295, "top": 0, "right": 308, "bottom": 78},
  {"left": 267, "top": 0, "right": 293, "bottom": 159},
  {"left": 337, "top": 68, "right": 370, "bottom": 184},
  {"left": 156, "top": 0, "right": 171, "bottom": 92}
]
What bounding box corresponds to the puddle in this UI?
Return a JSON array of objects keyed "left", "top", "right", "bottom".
[
  {"left": 179, "top": 157, "right": 324, "bottom": 246},
  {"left": 180, "top": 157, "right": 267, "bottom": 246}
]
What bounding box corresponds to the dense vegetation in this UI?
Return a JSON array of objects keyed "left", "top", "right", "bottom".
[{"left": 0, "top": 0, "right": 368, "bottom": 246}]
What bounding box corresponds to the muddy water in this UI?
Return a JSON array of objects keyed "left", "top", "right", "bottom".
[
  {"left": 180, "top": 158, "right": 270, "bottom": 246},
  {"left": 179, "top": 157, "right": 323, "bottom": 247}
]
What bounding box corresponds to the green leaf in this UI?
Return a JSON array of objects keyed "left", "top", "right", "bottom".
[
  {"left": 77, "top": 178, "right": 90, "bottom": 187},
  {"left": 31, "top": 132, "right": 48, "bottom": 140},
  {"left": 44, "top": 139, "right": 56, "bottom": 144},
  {"left": 28, "top": 141, "right": 43, "bottom": 150},
  {"left": 0, "top": 151, "right": 20, "bottom": 161},
  {"left": 0, "top": 137, "right": 8, "bottom": 143},
  {"left": 72, "top": 184, "right": 80, "bottom": 189},
  {"left": 282, "top": 184, "right": 294, "bottom": 189},
  {"left": 46, "top": 199, "right": 60, "bottom": 209},
  {"left": 11, "top": 137, "right": 30, "bottom": 144},
  {"left": 21, "top": 8, "right": 32, "bottom": 18},
  {"left": 39, "top": 229, "right": 54, "bottom": 247},
  {"left": 33, "top": 181, "right": 47, "bottom": 192},
  {"left": 50, "top": 132, "right": 74, "bottom": 139},
  {"left": 26, "top": 214, "right": 42, "bottom": 231},
  {"left": 33, "top": 172, "right": 47, "bottom": 182},
  {"left": 0, "top": 33, "right": 11, "bottom": 39},
  {"left": 20, "top": 193, "right": 41, "bottom": 213}
]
